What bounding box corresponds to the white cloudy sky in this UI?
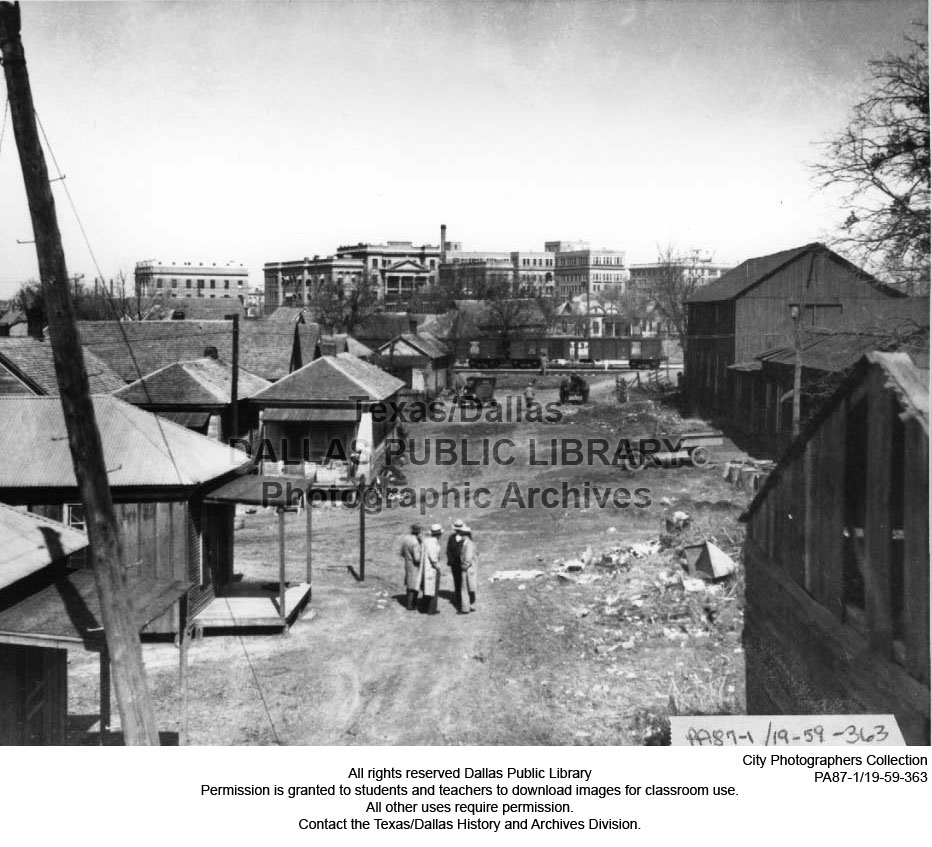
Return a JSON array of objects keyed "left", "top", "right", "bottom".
[{"left": 0, "top": 0, "right": 926, "bottom": 296}]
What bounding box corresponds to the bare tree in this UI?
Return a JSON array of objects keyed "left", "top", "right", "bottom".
[
  {"left": 651, "top": 245, "right": 710, "bottom": 348},
  {"left": 811, "top": 26, "right": 929, "bottom": 291},
  {"left": 315, "top": 274, "right": 379, "bottom": 335},
  {"left": 483, "top": 281, "right": 537, "bottom": 360}
]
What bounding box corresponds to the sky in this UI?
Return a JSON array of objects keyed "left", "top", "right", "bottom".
[{"left": 0, "top": 0, "right": 927, "bottom": 297}]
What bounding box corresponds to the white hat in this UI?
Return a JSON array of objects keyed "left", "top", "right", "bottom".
[
  {"left": 430, "top": 523, "right": 443, "bottom": 535},
  {"left": 452, "top": 518, "right": 465, "bottom": 530}
]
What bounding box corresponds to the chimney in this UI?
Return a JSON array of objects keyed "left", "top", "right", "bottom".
[
  {"left": 203, "top": 346, "right": 219, "bottom": 359},
  {"left": 407, "top": 312, "right": 419, "bottom": 334},
  {"left": 440, "top": 223, "right": 447, "bottom": 264}
]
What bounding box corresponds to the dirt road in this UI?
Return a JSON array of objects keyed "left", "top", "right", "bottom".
[{"left": 67, "top": 379, "right": 750, "bottom": 744}]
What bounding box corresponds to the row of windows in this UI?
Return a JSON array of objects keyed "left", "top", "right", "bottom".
[
  {"left": 520, "top": 257, "right": 554, "bottom": 267},
  {"left": 153, "top": 277, "right": 243, "bottom": 289}
]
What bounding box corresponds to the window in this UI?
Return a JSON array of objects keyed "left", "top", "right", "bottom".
[
  {"left": 224, "top": 280, "right": 230, "bottom": 289},
  {"left": 171, "top": 278, "right": 178, "bottom": 287},
  {"left": 210, "top": 279, "right": 216, "bottom": 289},
  {"left": 65, "top": 504, "right": 87, "bottom": 568},
  {"left": 186, "top": 280, "right": 192, "bottom": 289},
  {"left": 197, "top": 279, "right": 205, "bottom": 289}
]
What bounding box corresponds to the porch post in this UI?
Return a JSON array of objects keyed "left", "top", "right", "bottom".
[
  {"left": 99, "top": 648, "right": 111, "bottom": 745},
  {"left": 278, "top": 507, "right": 286, "bottom": 620},
  {"left": 358, "top": 481, "right": 366, "bottom": 581},
  {"left": 312, "top": 489, "right": 313, "bottom": 585}
]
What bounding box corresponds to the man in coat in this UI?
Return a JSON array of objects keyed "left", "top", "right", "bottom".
[
  {"left": 417, "top": 523, "right": 443, "bottom": 614},
  {"left": 447, "top": 518, "right": 466, "bottom": 612},
  {"left": 459, "top": 526, "right": 478, "bottom": 613},
  {"left": 399, "top": 523, "right": 422, "bottom": 611}
]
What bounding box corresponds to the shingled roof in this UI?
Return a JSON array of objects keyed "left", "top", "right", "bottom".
[
  {"left": 687, "top": 243, "right": 891, "bottom": 303},
  {"left": 0, "top": 396, "right": 250, "bottom": 494},
  {"left": 251, "top": 353, "right": 404, "bottom": 404},
  {"left": 114, "top": 358, "right": 271, "bottom": 407},
  {"left": 0, "top": 337, "right": 125, "bottom": 395},
  {"left": 140, "top": 296, "right": 246, "bottom": 321},
  {"left": 77, "top": 320, "right": 320, "bottom": 382}
]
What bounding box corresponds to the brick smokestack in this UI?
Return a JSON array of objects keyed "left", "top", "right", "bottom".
[{"left": 440, "top": 224, "right": 447, "bottom": 264}]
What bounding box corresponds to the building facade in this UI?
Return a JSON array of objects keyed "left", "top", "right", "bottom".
[
  {"left": 552, "top": 248, "right": 628, "bottom": 300},
  {"left": 264, "top": 256, "right": 367, "bottom": 313},
  {"left": 134, "top": 261, "right": 249, "bottom": 299}
]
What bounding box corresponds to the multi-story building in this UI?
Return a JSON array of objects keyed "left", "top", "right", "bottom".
[
  {"left": 335, "top": 240, "right": 440, "bottom": 303},
  {"left": 265, "top": 239, "right": 441, "bottom": 312},
  {"left": 511, "top": 251, "right": 555, "bottom": 296},
  {"left": 263, "top": 255, "right": 367, "bottom": 313},
  {"left": 627, "top": 255, "right": 731, "bottom": 302},
  {"left": 552, "top": 247, "right": 628, "bottom": 300},
  {"left": 134, "top": 261, "right": 249, "bottom": 299}
]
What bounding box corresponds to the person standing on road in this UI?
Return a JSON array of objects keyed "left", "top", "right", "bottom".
[
  {"left": 523, "top": 381, "right": 536, "bottom": 409},
  {"left": 417, "top": 523, "right": 443, "bottom": 614},
  {"left": 447, "top": 518, "right": 466, "bottom": 612},
  {"left": 399, "top": 523, "right": 422, "bottom": 611},
  {"left": 459, "top": 525, "right": 478, "bottom": 613}
]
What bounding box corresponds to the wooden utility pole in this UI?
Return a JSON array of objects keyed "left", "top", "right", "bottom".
[
  {"left": 230, "top": 313, "right": 239, "bottom": 440},
  {"left": 0, "top": 1, "right": 160, "bottom": 744}
]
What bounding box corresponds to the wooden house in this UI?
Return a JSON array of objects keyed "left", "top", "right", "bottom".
[
  {"left": 685, "top": 243, "right": 899, "bottom": 416},
  {"left": 741, "top": 351, "right": 929, "bottom": 744},
  {"left": 0, "top": 396, "right": 250, "bottom": 634},
  {"left": 0, "top": 336, "right": 124, "bottom": 397},
  {"left": 250, "top": 353, "right": 404, "bottom": 484},
  {"left": 113, "top": 356, "right": 270, "bottom": 441},
  {"left": 377, "top": 332, "right": 454, "bottom": 398},
  {"left": 77, "top": 319, "right": 321, "bottom": 383},
  {"left": 0, "top": 503, "right": 189, "bottom": 745}
]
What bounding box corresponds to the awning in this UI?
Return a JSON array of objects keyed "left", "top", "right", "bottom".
[
  {"left": 0, "top": 571, "right": 189, "bottom": 650},
  {"left": 261, "top": 407, "right": 359, "bottom": 423},
  {"left": 204, "top": 472, "right": 358, "bottom": 507}
]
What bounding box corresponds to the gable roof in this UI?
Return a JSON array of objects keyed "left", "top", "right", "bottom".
[
  {"left": 687, "top": 243, "right": 892, "bottom": 304},
  {"left": 741, "top": 350, "right": 929, "bottom": 522},
  {"left": 354, "top": 313, "right": 420, "bottom": 345},
  {"left": 0, "top": 337, "right": 125, "bottom": 395},
  {"left": 267, "top": 306, "right": 310, "bottom": 323},
  {"left": 114, "top": 357, "right": 271, "bottom": 407},
  {"left": 251, "top": 353, "right": 404, "bottom": 405},
  {"left": 319, "top": 334, "right": 375, "bottom": 359},
  {"left": 0, "top": 395, "right": 250, "bottom": 493},
  {"left": 77, "top": 320, "right": 320, "bottom": 382},
  {"left": 0, "top": 503, "right": 89, "bottom": 590},
  {"left": 379, "top": 332, "right": 450, "bottom": 360}
]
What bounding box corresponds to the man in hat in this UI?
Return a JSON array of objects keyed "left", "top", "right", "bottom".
[
  {"left": 417, "top": 523, "right": 443, "bottom": 614},
  {"left": 399, "top": 523, "right": 422, "bottom": 611},
  {"left": 459, "top": 525, "right": 479, "bottom": 613},
  {"left": 447, "top": 518, "right": 466, "bottom": 611}
]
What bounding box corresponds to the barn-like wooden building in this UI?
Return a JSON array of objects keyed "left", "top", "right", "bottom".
[
  {"left": 685, "top": 243, "right": 899, "bottom": 417},
  {"left": 741, "top": 350, "right": 929, "bottom": 744}
]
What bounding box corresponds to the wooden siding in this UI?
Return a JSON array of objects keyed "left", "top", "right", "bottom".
[
  {"left": 744, "top": 364, "right": 929, "bottom": 743},
  {"left": 0, "top": 644, "right": 67, "bottom": 745},
  {"left": 735, "top": 252, "right": 891, "bottom": 363},
  {"left": 687, "top": 250, "right": 893, "bottom": 415}
]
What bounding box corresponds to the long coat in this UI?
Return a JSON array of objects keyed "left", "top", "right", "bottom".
[
  {"left": 400, "top": 533, "right": 422, "bottom": 590},
  {"left": 416, "top": 535, "right": 441, "bottom": 597}
]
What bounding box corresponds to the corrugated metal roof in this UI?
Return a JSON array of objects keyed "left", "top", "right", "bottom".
[
  {"left": 114, "top": 357, "right": 270, "bottom": 406},
  {"left": 0, "top": 337, "right": 125, "bottom": 395},
  {"left": 0, "top": 503, "right": 88, "bottom": 589},
  {"left": 251, "top": 354, "right": 404, "bottom": 404},
  {"left": 0, "top": 396, "right": 250, "bottom": 491}
]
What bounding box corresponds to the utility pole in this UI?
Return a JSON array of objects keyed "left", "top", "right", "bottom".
[
  {"left": 0, "top": 1, "right": 161, "bottom": 744},
  {"left": 230, "top": 313, "right": 239, "bottom": 441}
]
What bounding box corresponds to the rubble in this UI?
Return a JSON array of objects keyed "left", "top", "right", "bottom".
[{"left": 489, "top": 569, "right": 544, "bottom": 581}]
